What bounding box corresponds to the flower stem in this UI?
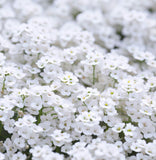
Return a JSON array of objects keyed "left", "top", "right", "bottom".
[
  {"left": 0, "top": 122, "right": 2, "bottom": 135},
  {"left": 1, "top": 76, "right": 6, "bottom": 95},
  {"left": 83, "top": 102, "right": 87, "bottom": 107},
  {"left": 92, "top": 65, "right": 96, "bottom": 85},
  {"left": 36, "top": 106, "right": 43, "bottom": 125}
]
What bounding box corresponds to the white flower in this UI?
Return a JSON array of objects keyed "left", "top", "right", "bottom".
[
  {"left": 81, "top": 51, "right": 103, "bottom": 66},
  {"left": 0, "top": 0, "right": 156, "bottom": 159},
  {"left": 130, "top": 142, "right": 142, "bottom": 152},
  {"left": 0, "top": 111, "right": 7, "bottom": 121},
  {"left": 146, "top": 77, "right": 156, "bottom": 89},
  {"left": 22, "top": 115, "right": 36, "bottom": 126},
  {"left": 105, "top": 106, "right": 117, "bottom": 116},
  {"left": 63, "top": 47, "right": 79, "bottom": 64},
  {"left": 123, "top": 123, "right": 136, "bottom": 136},
  {"left": 59, "top": 71, "right": 78, "bottom": 85},
  {"left": 14, "top": 137, "right": 25, "bottom": 148},
  {"left": 76, "top": 111, "right": 101, "bottom": 125},
  {"left": 119, "top": 77, "right": 144, "bottom": 93},
  {"left": 4, "top": 119, "right": 15, "bottom": 133},
  {"left": 112, "top": 123, "right": 125, "bottom": 133},
  {"left": 30, "top": 146, "right": 43, "bottom": 158},
  {"left": 71, "top": 149, "right": 94, "bottom": 160},
  {"left": 50, "top": 130, "right": 72, "bottom": 146},
  {"left": 77, "top": 87, "right": 99, "bottom": 102},
  {"left": 139, "top": 106, "right": 153, "bottom": 116},
  {"left": 145, "top": 143, "right": 156, "bottom": 157},
  {"left": 0, "top": 153, "right": 5, "bottom": 160},
  {"left": 12, "top": 152, "right": 26, "bottom": 160},
  {"left": 99, "top": 97, "right": 116, "bottom": 109}
]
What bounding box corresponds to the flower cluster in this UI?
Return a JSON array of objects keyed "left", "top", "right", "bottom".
[{"left": 0, "top": 0, "right": 156, "bottom": 160}]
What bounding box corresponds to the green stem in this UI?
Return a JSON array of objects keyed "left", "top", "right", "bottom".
[
  {"left": 92, "top": 65, "right": 96, "bottom": 85},
  {"left": 83, "top": 102, "right": 87, "bottom": 107},
  {"left": 1, "top": 76, "right": 6, "bottom": 95},
  {"left": 0, "top": 122, "right": 3, "bottom": 135},
  {"left": 36, "top": 106, "right": 43, "bottom": 125}
]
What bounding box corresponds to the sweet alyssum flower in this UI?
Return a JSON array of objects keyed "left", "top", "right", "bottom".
[{"left": 0, "top": 0, "right": 155, "bottom": 159}]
